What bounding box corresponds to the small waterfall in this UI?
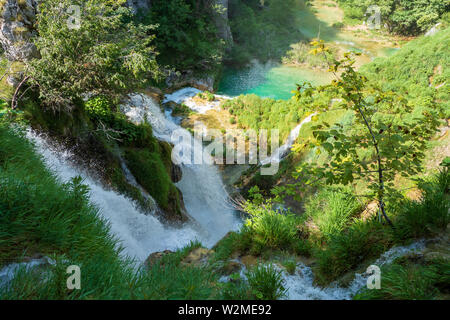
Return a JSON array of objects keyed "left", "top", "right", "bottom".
[
  {"left": 163, "top": 87, "right": 231, "bottom": 114},
  {"left": 282, "top": 241, "right": 426, "bottom": 300},
  {"left": 27, "top": 128, "right": 237, "bottom": 262},
  {"left": 260, "top": 113, "right": 316, "bottom": 165},
  {"left": 122, "top": 94, "right": 242, "bottom": 245}
]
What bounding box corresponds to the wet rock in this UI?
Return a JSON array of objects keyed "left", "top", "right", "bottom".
[
  {"left": 171, "top": 163, "right": 182, "bottom": 183},
  {"left": 144, "top": 87, "right": 163, "bottom": 103},
  {"left": 165, "top": 70, "right": 215, "bottom": 92},
  {"left": 144, "top": 250, "right": 174, "bottom": 268},
  {"left": 181, "top": 248, "right": 214, "bottom": 267}
]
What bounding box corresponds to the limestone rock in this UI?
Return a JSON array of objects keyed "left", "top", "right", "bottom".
[
  {"left": 181, "top": 248, "right": 214, "bottom": 267},
  {"left": 144, "top": 250, "right": 174, "bottom": 267},
  {"left": 240, "top": 255, "right": 258, "bottom": 268},
  {"left": 0, "top": 0, "right": 40, "bottom": 61}
]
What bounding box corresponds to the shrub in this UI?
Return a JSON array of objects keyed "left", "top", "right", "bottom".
[
  {"left": 393, "top": 169, "right": 450, "bottom": 241},
  {"left": 304, "top": 187, "right": 362, "bottom": 241},
  {"left": 246, "top": 264, "right": 287, "bottom": 300},
  {"left": 242, "top": 201, "right": 300, "bottom": 254},
  {"left": 314, "top": 220, "right": 392, "bottom": 284},
  {"left": 85, "top": 96, "right": 111, "bottom": 119}
]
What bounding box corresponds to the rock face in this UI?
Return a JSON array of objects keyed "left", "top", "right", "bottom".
[
  {"left": 126, "top": 0, "right": 151, "bottom": 14},
  {"left": 213, "top": 0, "right": 233, "bottom": 46},
  {"left": 0, "top": 0, "right": 40, "bottom": 61},
  {"left": 144, "top": 250, "right": 173, "bottom": 268}
]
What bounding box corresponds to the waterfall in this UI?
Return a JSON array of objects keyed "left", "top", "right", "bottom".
[
  {"left": 121, "top": 93, "right": 241, "bottom": 246},
  {"left": 27, "top": 95, "right": 241, "bottom": 262},
  {"left": 27, "top": 130, "right": 203, "bottom": 261},
  {"left": 282, "top": 241, "right": 426, "bottom": 300},
  {"left": 163, "top": 87, "right": 231, "bottom": 114},
  {"left": 260, "top": 113, "right": 317, "bottom": 165}
]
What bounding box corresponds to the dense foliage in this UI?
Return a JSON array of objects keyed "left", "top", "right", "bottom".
[
  {"left": 337, "top": 0, "right": 450, "bottom": 35},
  {"left": 28, "top": 0, "right": 160, "bottom": 110},
  {"left": 138, "top": 0, "right": 224, "bottom": 72},
  {"left": 221, "top": 94, "right": 308, "bottom": 143},
  {"left": 284, "top": 42, "right": 441, "bottom": 225},
  {"left": 227, "top": 0, "right": 307, "bottom": 65}
]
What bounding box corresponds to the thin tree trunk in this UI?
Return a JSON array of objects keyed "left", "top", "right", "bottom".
[
  {"left": 357, "top": 106, "right": 394, "bottom": 227},
  {"left": 11, "top": 76, "right": 30, "bottom": 110}
]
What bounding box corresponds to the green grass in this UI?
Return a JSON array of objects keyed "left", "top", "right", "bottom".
[
  {"left": 240, "top": 201, "right": 301, "bottom": 255},
  {"left": 245, "top": 264, "right": 287, "bottom": 300},
  {"left": 0, "top": 124, "right": 218, "bottom": 299},
  {"left": 354, "top": 258, "right": 450, "bottom": 300},
  {"left": 362, "top": 27, "right": 450, "bottom": 118},
  {"left": 221, "top": 94, "right": 308, "bottom": 144},
  {"left": 303, "top": 187, "right": 362, "bottom": 241}
]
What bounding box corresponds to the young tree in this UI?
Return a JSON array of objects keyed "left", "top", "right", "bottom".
[
  {"left": 280, "top": 40, "right": 441, "bottom": 225},
  {"left": 18, "top": 0, "right": 160, "bottom": 111}
]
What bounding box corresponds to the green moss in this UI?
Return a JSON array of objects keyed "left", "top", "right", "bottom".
[{"left": 124, "top": 148, "right": 182, "bottom": 217}]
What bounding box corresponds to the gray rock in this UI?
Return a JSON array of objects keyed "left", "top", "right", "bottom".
[
  {"left": 212, "top": 0, "right": 233, "bottom": 46},
  {"left": 126, "top": 0, "right": 151, "bottom": 14},
  {"left": 0, "top": 0, "right": 40, "bottom": 61},
  {"left": 171, "top": 163, "right": 182, "bottom": 183}
]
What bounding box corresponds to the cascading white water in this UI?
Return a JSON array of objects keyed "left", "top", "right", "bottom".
[
  {"left": 282, "top": 241, "right": 426, "bottom": 300},
  {"left": 122, "top": 94, "right": 242, "bottom": 245},
  {"left": 27, "top": 131, "right": 202, "bottom": 262},
  {"left": 27, "top": 113, "right": 240, "bottom": 262},
  {"left": 260, "top": 113, "right": 317, "bottom": 165},
  {"left": 163, "top": 87, "right": 231, "bottom": 114}
]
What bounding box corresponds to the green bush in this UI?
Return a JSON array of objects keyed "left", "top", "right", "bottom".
[
  {"left": 393, "top": 169, "right": 450, "bottom": 241},
  {"left": 362, "top": 27, "right": 449, "bottom": 118},
  {"left": 246, "top": 264, "right": 287, "bottom": 300},
  {"left": 139, "top": 0, "right": 223, "bottom": 72},
  {"left": 338, "top": 0, "right": 449, "bottom": 35},
  {"left": 242, "top": 201, "right": 300, "bottom": 254},
  {"left": 84, "top": 96, "right": 112, "bottom": 119},
  {"left": 304, "top": 187, "right": 362, "bottom": 241},
  {"left": 314, "top": 220, "right": 392, "bottom": 284},
  {"left": 221, "top": 94, "right": 307, "bottom": 144}
]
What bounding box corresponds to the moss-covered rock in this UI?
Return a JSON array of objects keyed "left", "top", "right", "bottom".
[{"left": 124, "top": 147, "right": 187, "bottom": 221}]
